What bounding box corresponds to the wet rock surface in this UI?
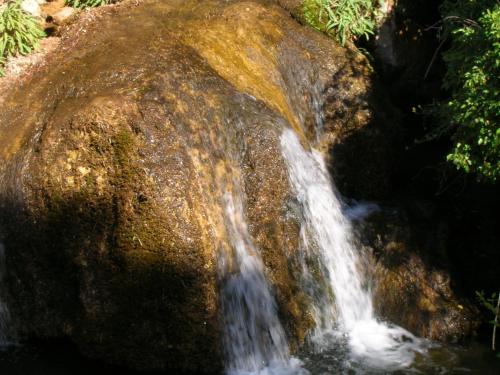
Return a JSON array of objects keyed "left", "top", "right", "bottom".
[
  {"left": 0, "top": 0, "right": 372, "bottom": 370},
  {"left": 361, "top": 206, "right": 480, "bottom": 342}
]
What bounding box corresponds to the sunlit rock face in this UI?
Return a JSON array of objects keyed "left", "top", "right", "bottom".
[{"left": 0, "top": 0, "right": 372, "bottom": 371}]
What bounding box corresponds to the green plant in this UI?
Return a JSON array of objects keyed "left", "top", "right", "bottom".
[
  {"left": 303, "top": 0, "right": 378, "bottom": 45},
  {"left": 436, "top": 0, "right": 500, "bottom": 182},
  {"left": 65, "top": 0, "right": 112, "bottom": 8},
  {"left": 0, "top": 56, "right": 5, "bottom": 76},
  {"left": 476, "top": 291, "right": 500, "bottom": 355},
  {"left": 0, "top": 0, "right": 45, "bottom": 75}
]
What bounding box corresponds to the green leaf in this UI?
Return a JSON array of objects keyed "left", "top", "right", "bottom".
[{"left": 0, "top": 0, "right": 45, "bottom": 62}]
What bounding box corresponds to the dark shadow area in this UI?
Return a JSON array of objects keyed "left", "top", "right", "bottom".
[
  {"left": 0, "top": 338, "right": 218, "bottom": 375},
  {"left": 0, "top": 193, "right": 221, "bottom": 374}
]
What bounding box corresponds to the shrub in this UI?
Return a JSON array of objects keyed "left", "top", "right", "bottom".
[
  {"left": 476, "top": 291, "right": 500, "bottom": 354},
  {"left": 303, "top": 0, "right": 378, "bottom": 45},
  {"left": 437, "top": 0, "right": 500, "bottom": 182},
  {"left": 0, "top": 0, "right": 45, "bottom": 74},
  {"left": 65, "top": 0, "right": 112, "bottom": 8}
]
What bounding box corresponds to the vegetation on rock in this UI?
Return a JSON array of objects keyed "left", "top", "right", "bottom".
[
  {"left": 0, "top": 55, "right": 5, "bottom": 75},
  {"left": 0, "top": 0, "right": 45, "bottom": 75},
  {"left": 65, "top": 0, "right": 113, "bottom": 9},
  {"left": 302, "top": 0, "right": 378, "bottom": 45},
  {"left": 435, "top": 0, "right": 500, "bottom": 182}
]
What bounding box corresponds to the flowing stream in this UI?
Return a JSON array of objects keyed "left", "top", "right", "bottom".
[
  {"left": 219, "top": 182, "right": 305, "bottom": 375},
  {"left": 280, "top": 128, "right": 427, "bottom": 371},
  {"left": 218, "top": 126, "right": 428, "bottom": 375}
]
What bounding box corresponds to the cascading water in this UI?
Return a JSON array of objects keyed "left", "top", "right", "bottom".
[
  {"left": 219, "top": 181, "right": 306, "bottom": 375},
  {"left": 280, "top": 128, "right": 427, "bottom": 371}
]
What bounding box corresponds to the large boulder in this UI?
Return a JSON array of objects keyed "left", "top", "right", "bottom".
[
  {"left": 0, "top": 0, "right": 372, "bottom": 370},
  {"left": 0, "top": 0, "right": 480, "bottom": 371}
]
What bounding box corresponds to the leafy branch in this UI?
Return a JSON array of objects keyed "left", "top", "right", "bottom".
[
  {"left": 426, "top": 0, "right": 500, "bottom": 182},
  {"left": 476, "top": 291, "right": 500, "bottom": 353}
]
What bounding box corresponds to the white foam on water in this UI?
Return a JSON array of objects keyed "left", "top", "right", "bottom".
[{"left": 280, "top": 128, "right": 428, "bottom": 371}]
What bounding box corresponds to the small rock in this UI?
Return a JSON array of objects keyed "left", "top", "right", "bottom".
[
  {"left": 51, "top": 6, "right": 77, "bottom": 25},
  {"left": 21, "top": 0, "right": 42, "bottom": 17}
]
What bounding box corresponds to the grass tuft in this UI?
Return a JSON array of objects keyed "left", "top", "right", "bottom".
[
  {"left": 0, "top": 0, "right": 45, "bottom": 76},
  {"left": 303, "top": 0, "right": 378, "bottom": 45},
  {"left": 65, "top": 0, "right": 113, "bottom": 9}
]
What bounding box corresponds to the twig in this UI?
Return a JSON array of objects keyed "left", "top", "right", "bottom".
[
  {"left": 493, "top": 291, "right": 500, "bottom": 351},
  {"left": 424, "top": 15, "right": 481, "bottom": 79},
  {"left": 424, "top": 36, "right": 447, "bottom": 79},
  {"left": 424, "top": 16, "right": 480, "bottom": 32}
]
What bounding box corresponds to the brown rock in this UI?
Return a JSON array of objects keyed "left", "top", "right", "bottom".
[
  {"left": 0, "top": 0, "right": 372, "bottom": 370},
  {"left": 51, "top": 6, "right": 77, "bottom": 25},
  {"left": 362, "top": 207, "right": 480, "bottom": 341}
]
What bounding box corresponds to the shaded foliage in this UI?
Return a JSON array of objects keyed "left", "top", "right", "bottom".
[{"left": 436, "top": 0, "right": 500, "bottom": 181}]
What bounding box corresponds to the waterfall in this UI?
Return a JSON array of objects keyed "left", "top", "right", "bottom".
[
  {"left": 280, "top": 128, "right": 426, "bottom": 370},
  {"left": 219, "top": 182, "right": 306, "bottom": 375}
]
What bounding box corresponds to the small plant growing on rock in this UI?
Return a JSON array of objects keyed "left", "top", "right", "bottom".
[
  {"left": 303, "top": 0, "right": 378, "bottom": 45},
  {"left": 0, "top": 55, "right": 5, "bottom": 76},
  {"left": 0, "top": 0, "right": 45, "bottom": 74},
  {"left": 65, "top": 0, "right": 113, "bottom": 9}
]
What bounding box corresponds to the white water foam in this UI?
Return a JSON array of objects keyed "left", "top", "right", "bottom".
[
  {"left": 280, "top": 128, "right": 428, "bottom": 371},
  {"left": 219, "top": 186, "right": 307, "bottom": 375}
]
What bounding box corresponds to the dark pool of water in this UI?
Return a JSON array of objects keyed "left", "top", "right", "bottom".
[
  {"left": 301, "top": 340, "right": 499, "bottom": 374},
  {"left": 0, "top": 340, "right": 165, "bottom": 375},
  {"left": 1, "top": 340, "right": 498, "bottom": 374}
]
